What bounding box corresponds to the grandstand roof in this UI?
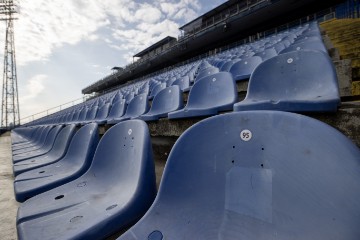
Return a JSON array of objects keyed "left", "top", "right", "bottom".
[
  {"left": 133, "top": 36, "right": 177, "bottom": 58},
  {"left": 179, "top": 0, "right": 239, "bottom": 32}
]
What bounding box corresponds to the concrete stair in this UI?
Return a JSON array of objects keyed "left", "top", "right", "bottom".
[{"left": 320, "top": 18, "right": 360, "bottom": 96}]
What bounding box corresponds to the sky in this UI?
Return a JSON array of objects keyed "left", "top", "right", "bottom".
[{"left": 0, "top": 0, "right": 226, "bottom": 123}]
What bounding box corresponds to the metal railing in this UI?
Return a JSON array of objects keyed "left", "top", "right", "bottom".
[{"left": 19, "top": 97, "right": 87, "bottom": 125}]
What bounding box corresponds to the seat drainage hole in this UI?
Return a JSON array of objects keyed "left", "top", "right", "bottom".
[
  {"left": 55, "top": 195, "right": 64, "bottom": 200},
  {"left": 148, "top": 230, "right": 163, "bottom": 240},
  {"left": 106, "top": 204, "right": 118, "bottom": 211},
  {"left": 39, "top": 171, "right": 45, "bottom": 174},
  {"left": 70, "top": 216, "right": 83, "bottom": 223},
  {"left": 261, "top": 147, "right": 264, "bottom": 150},
  {"left": 261, "top": 164, "right": 264, "bottom": 168},
  {"left": 231, "top": 160, "right": 235, "bottom": 164}
]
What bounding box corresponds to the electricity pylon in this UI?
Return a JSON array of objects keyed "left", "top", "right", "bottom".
[{"left": 0, "top": 0, "right": 19, "bottom": 129}]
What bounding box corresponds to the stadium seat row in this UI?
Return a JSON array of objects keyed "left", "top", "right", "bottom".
[
  {"left": 25, "top": 22, "right": 339, "bottom": 127},
  {"left": 10, "top": 21, "right": 360, "bottom": 239},
  {"left": 12, "top": 111, "right": 360, "bottom": 239}
]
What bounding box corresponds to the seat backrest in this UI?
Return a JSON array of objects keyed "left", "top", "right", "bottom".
[
  {"left": 94, "top": 103, "right": 111, "bottom": 120},
  {"left": 220, "top": 59, "right": 240, "bottom": 72},
  {"left": 111, "top": 92, "right": 123, "bottom": 104},
  {"left": 150, "top": 83, "right": 166, "bottom": 98},
  {"left": 48, "top": 124, "right": 76, "bottom": 157},
  {"left": 77, "top": 108, "right": 88, "bottom": 121},
  {"left": 124, "top": 92, "right": 135, "bottom": 104},
  {"left": 186, "top": 72, "right": 237, "bottom": 109},
  {"left": 171, "top": 76, "right": 190, "bottom": 91},
  {"left": 70, "top": 109, "right": 81, "bottom": 122},
  {"left": 38, "top": 125, "right": 64, "bottom": 151},
  {"left": 119, "top": 111, "right": 360, "bottom": 239},
  {"left": 279, "top": 39, "right": 327, "bottom": 54},
  {"left": 146, "top": 86, "right": 183, "bottom": 116},
  {"left": 123, "top": 93, "right": 149, "bottom": 118},
  {"left": 244, "top": 50, "right": 339, "bottom": 103},
  {"left": 61, "top": 123, "right": 99, "bottom": 166},
  {"left": 31, "top": 125, "right": 53, "bottom": 147},
  {"left": 107, "top": 100, "right": 127, "bottom": 119},
  {"left": 229, "top": 56, "right": 262, "bottom": 81},
  {"left": 195, "top": 67, "right": 219, "bottom": 81},
  {"left": 254, "top": 48, "right": 277, "bottom": 61},
  {"left": 84, "top": 106, "right": 99, "bottom": 121},
  {"left": 88, "top": 120, "right": 156, "bottom": 193}
]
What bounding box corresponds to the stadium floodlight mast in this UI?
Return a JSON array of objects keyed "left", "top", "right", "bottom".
[{"left": 0, "top": 0, "right": 19, "bottom": 129}]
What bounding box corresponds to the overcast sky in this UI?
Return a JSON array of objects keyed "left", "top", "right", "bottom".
[{"left": 0, "top": 0, "right": 226, "bottom": 122}]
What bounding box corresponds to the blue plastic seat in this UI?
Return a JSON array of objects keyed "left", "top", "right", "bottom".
[
  {"left": 119, "top": 111, "right": 360, "bottom": 240},
  {"left": 12, "top": 126, "right": 63, "bottom": 163},
  {"left": 12, "top": 127, "right": 41, "bottom": 146},
  {"left": 229, "top": 56, "right": 262, "bottom": 81},
  {"left": 74, "top": 107, "right": 88, "bottom": 123},
  {"left": 171, "top": 76, "right": 190, "bottom": 92},
  {"left": 149, "top": 83, "right": 166, "bottom": 100},
  {"left": 124, "top": 91, "right": 135, "bottom": 104},
  {"left": 195, "top": 67, "right": 219, "bottom": 81},
  {"left": 83, "top": 103, "right": 110, "bottom": 124},
  {"left": 168, "top": 72, "right": 237, "bottom": 119},
  {"left": 107, "top": 93, "right": 149, "bottom": 124},
  {"left": 220, "top": 59, "right": 241, "bottom": 72},
  {"left": 14, "top": 123, "right": 99, "bottom": 202},
  {"left": 140, "top": 86, "right": 183, "bottom": 121},
  {"left": 11, "top": 126, "right": 52, "bottom": 151},
  {"left": 80, "top": 105, "right": 99, "bottom": 124},
  {"left": 279, "top": 38, "right": 327, "bottom": 54},
  {"left": 11, "top": 127, "right": 39, "bottom": 145},
  {"left": 96, "top": 99, "right": 127, "bottom": 124},
  {"left": 17, "top": 120, "right": 157, "bottom": 240},
  {"left": 13, "top": 124, "right": 76, "bottom": 176},
  {"left": 234, "top": 50, "right": 340, "bottom": 112},
  {"left": 254, "top": 48, "right": 277, "bottom": 61}
]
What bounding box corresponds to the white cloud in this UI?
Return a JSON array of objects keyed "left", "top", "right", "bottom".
[
  {"left": 19, "top": 74, "right": 47, "bottom": 102},
  {"left": 13, "top": 0, "right": 110, "bottom": 65},
  {"left": 4, "top": 0, "right": 204, "bottom": 67},
  {"left": 113, "top": 19, "right": 180, "bottom": 63},
  {"left": 18, "top": 74, "right": 49, "bottom": 118},
  {"left": 134, "top": 4, "right": 162, "bottom": 24},
  {"left": 160, "top": 0, "right": 201, "bottom": 21}
]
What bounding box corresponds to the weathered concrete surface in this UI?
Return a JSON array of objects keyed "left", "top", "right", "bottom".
[
  {"left": 147, "top": 103, "right": 360, "bottom": 147},
  {"left": 334, "top": 59, "right": 353, "bottom": 97},
  {"left": 0, "top": 135, "right": 18, "bottom": 240},
  {"left": 308, "top": 102, "right": 360, "bottom": 147}
]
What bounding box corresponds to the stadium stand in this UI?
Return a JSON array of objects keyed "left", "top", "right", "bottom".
[
  {"left": 13, "top": 124, "right": 76, "bottom": 176},
  {"left": 139, "top": 85, "right": 183, "bottom": 121},
  {"left": 14, "top": 123, "right": 99, "bottom": 202},
  {"left": 2, "top": 0, "right": 359, "bottom": 239},
  {"left": 16, "top": 120, "right": 157, "bottom": 240},
  {"left": 119, "top": 111, "right": 360, "bottom": 240},
  {"left": 168, "top": 72, "right": 237, "bottom": 119},
  {"left": 107, "top": 93, "right": 150, "bottom": 124},
  {"left": 233, "top": 50, "right": 340, "bottom": 112},
  {"left": 12, "top": 125, "right": 63, "bottom": 162}
]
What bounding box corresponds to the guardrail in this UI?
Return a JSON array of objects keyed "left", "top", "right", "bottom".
[{"left": 19, "top": 97, "right": 87, "bottom": 125}]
